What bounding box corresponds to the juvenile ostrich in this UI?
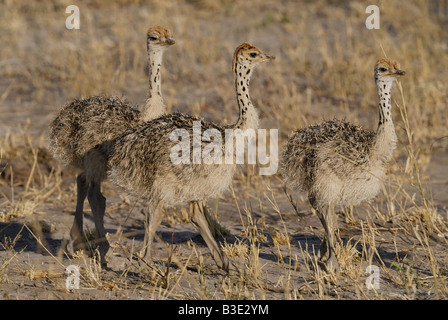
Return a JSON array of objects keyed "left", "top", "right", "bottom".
[
  {"left": 280, "top": 58, "right": 405, "bottom": 271},
  {"left": 96, "top": 43, "right": 274, "bottom": 270},
  {"left": 48, "top": 26, "right": 174, "bottom": 259}
]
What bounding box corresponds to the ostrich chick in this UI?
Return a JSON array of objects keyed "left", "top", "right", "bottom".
[{"left": 281, "top": 58, "right": 405, "bottom": 271}]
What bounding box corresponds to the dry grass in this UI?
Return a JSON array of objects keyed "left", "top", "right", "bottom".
[{"left": 0, "top": 0, "right": 448, "bottom": 300}]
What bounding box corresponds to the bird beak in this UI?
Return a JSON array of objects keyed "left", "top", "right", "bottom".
[
  {"left": 262, "top": 54, "right": 276, "bottom": 62},
  {"left": 393, "top": 69, "right": 405, "bottom": 76},
  {"left": 163, "top": 38, "right": 175, "bottom": 46}
]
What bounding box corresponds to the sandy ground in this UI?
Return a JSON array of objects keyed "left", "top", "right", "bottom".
[{"left": 0, "top": 149, "right": 447, "bottom": 300}]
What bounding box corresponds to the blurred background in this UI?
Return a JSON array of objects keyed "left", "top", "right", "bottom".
[{"left": 1, "top": 0, "right": 447, "bottom": 140}]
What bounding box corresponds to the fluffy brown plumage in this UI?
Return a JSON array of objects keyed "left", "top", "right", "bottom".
[
  {"left": 49, "top": 96, "right": 139, "bottom": 173},
  {"left": 99, "top": 43, "right": 274, "bottom": 270},
  {"left": 281, "top": 58, "right": 405, "bottom": 271},
  {"left": 48, "top": 26, "right": 174, "bottom": 261},
  {"left": 281, "top": 119, "right": 376, "bottom": 201},
  {"left": 105, "top": 113, "right": 233, "bottom": 206},
  {"left": 49, "top": 26, "right": 174, "bottom": 174}
]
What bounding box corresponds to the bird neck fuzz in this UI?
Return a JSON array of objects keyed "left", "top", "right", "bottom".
[
  {"left": 234, "top": 64, "right": 258, "bottom": 130},
  {"left": 141, "top": 48, "right": 165, "bottom": 121},
  {"left": 375, "top": 78, "right": 394, "bottom": 126},
  {"left": 372, "top": 78, "right": 397, "bottom": 164}
]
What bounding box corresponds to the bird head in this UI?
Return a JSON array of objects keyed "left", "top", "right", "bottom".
[
  {"left": 146, "top": 26, "right": 175, "bottom": 51},
  {"left": 232, "top": 42, "right": 275, "bottom": 74},
  {"left": 374, "top": 58, "right": 405, "bottom": 82}
]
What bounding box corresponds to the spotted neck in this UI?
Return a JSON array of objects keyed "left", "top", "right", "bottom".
[
  {"left": 372, "top": 75, "right": 397, "bottom": 164},
  {"left": 233, "top": 64, "right": 259, "bottom": 130},
  {"left": 376, "top": 76, "right": 395, "bottom": 126},
  {"left": 141, "top": 48, "right": 165, "bottom": 122}
]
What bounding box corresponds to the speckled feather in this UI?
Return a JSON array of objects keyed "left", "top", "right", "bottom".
[
  {"left": 103, "top": 112, "right": 236, "bottom": 206},
  {"left": 281, "top": 119, "right": 377, "bottom": 198},
  {"left": 48, "top": 26, "right": 173, "bottom": 172},
  {"left": 281, "top": 58, "right": 403, "bottom": 208},
  {"left": 102, "top": 43, "right": 273, "bottom": 208},
  {"left": 49, "top": 96, "right": 140, "bottom": 169}
]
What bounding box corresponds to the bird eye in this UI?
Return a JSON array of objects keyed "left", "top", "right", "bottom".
[
  {"left": 148, "top": 36, "right": 158, "bottom": 41},
  {"left": 249, "top": 52, "right": 258, "bottom": 58},
  {"left": 379, "top": 67, "right": 387, "bottom": 72}
]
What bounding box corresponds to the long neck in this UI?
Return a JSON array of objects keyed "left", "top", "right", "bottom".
[
  {"left": 233, "top": 64, "right": 259, "bottom": 130},
  {"left": 140, "top": 48, "right": 165, "bottom": 122},
  {"left": 376, "top": 78, "right": 394, "bottom": 127},
  {"left": 372, "top": 77, "right": 397, "bottom": 164}
]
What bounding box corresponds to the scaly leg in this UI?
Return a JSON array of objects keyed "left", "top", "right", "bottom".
[
  {"left": 140, "top": 201, "right": 163, "bottom": 263},
  {"left": 190, "top": 201, "right": 229, "bottom": 272},
  {"left": 309, "top": 196, "right": 340, "bottom": 272},
  {"left": 68, "top": 173, "right": 88, "bottom": 255},
  {"left": 317, "top": 204, "right": 340, "bottom": 272},
  {"left": 87, "top": 180, "right": 109, "bottom": 264},
  {"left": 201, "top": 202, "right": 230, "bottom": 239},
  {"left": 324, "top": 204, "right": 340, "bottom": 272}
]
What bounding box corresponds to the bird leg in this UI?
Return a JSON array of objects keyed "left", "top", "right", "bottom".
[
  {"left": 190, "top": 201, "right": 229, "bottom": 272},
  {"left": 311, "top": 198, "right": 340, "bottom": 273},
  {"left": 68, "top": 173, "right": 88, "bottom": 255},
  {"left": 326, "top": 204, "right": 340, "bottom": 272},
  {"left": 87, "top": 180, "right": 109, "bottom": 264},
  {"left": 201, "top": 202, "right": 230, "bottom": 239},
  {"left": 140, "top": 201, "right": 163, "bottom": 264}
]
